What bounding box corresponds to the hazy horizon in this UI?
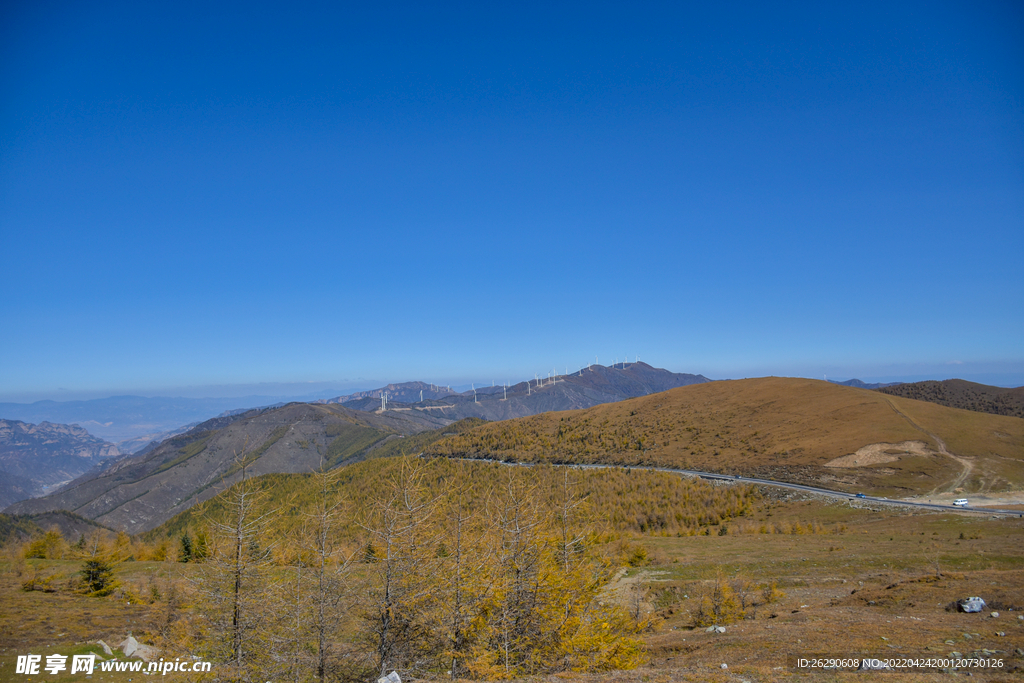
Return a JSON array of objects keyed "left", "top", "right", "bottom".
[{"left": 2, "top": 360, "right": 1022, "bottom": 405}]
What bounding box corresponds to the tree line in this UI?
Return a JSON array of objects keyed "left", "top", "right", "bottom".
[{"left": 165, "top": 456, "right": 648, "bottom": 682}]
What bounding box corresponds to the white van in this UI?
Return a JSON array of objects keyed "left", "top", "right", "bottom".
[{"left": 953, "top": 498, "right": 969, "bottom": 507}]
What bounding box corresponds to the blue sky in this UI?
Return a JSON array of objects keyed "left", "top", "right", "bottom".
[{"left": 2, "top": 0, "right": 1022, "bottom": 401}]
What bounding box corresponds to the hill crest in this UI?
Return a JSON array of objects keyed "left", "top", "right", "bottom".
[{"left": 425, "top": 377, "right": 1024, "bottom": 496}]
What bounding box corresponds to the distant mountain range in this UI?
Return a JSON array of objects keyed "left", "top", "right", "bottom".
[
  {"left": 326, "top": 362, "right": 711, "bottom": 422},
  {"left": 828, "top": 378, "right": 903, "bottom": 390},
  {"left": 4, "top": 402, "right": 448, "bottom": 533},
  {"left": 0, "top": 420, "right": 121, "bottom": 507},
  {"left": 20, "top": 364, "right": 1023, "bottom": 535},
  {"left": 0, "top": 394, "right": 335, "bottom": 452},
  {"left": 4, "top": 363, "right": 709, "bottom": 532}
]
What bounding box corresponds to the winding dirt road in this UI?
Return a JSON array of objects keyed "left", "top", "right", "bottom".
[{"left": 884, "top": 398, "right": 974, "bottom": 493}]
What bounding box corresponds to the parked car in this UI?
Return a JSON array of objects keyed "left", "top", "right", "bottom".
[
  {"left": 953, "top": 498, "right": 969, "bottom": 507},
  {"left": 855, "top": 493, "right": 866, "bottom": 498}
]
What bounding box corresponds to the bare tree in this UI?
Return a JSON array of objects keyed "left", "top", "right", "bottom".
[
  {"left": 359, "top": 459, "right": 440, "bottom": 679},
  {"left": 556, "top": 468, "right": 587, "bottom": 572},
  {"left": 437, "top": 474, "right": 491, "bottom": 680},
  {"left": 196, "top": 450, "right": 278, "bottom": 681},
  {"left": 491, "top": 468, "right": 544, "bottom": 676},
  {"left": 307, "top": 458, "right": 352, "bottom": 683}
]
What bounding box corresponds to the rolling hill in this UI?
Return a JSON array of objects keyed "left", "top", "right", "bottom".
[
  {"left": 877, "top": 379, "right": 1024, "bottom": 419},
  {"left": 424, "top": 377, "right": 1024, "bottom": 496},
  {"left": 3, "top": 402, "right": 448, "bottom": 533}
]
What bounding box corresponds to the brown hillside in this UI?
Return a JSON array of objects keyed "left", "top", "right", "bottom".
[
  {"left": 426, "top": 377, "right": 1024, "bottom": 496},
  {"left": 878, "top": 378, "right": 1024, "bottom": 419},
  {"left": 4, "top": 402, "right": 447, "bottom": 534}
]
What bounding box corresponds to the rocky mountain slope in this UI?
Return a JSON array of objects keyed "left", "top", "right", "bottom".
[
  {"left": 0, "top": 394, "right": 334, "bottom": 451},
  {"left": 4, "top": 403, "right": 447, "bottom": 533},
  {"left": 0, "top": 420, "right": 121, "bottom": 507}
]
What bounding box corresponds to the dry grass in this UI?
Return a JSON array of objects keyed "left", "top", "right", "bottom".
[
  {"left": 427, "top": 378, "right": 1024, "bottom": 496},
  {"left": 3, "top": 494, "right": 1022, "bottom": 682}
]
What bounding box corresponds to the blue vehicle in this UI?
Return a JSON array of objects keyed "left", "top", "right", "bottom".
[{"left": 855, "top": 493, "right": 866, "bottom": 498}]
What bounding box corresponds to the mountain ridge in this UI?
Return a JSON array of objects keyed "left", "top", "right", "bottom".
[
  {"left": 3, "top": 402, "right": 447, "bottom": 533},
  {"left": 0, "top": 419, "right": 121, "bottom": 507},
  {"left": 1, "top": 364, "right": 709, "bottom": 532},
  {"left": 331, "top": 362, "right": 711, "bottom": 422},
  {"left": 877, "top": 379, "right": 1024, "bottom": 419}
]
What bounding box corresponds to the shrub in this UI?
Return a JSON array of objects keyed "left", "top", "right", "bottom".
[
  {"left": 80, "top": 558, "right": 117, "bottom": 596},
  {"left": 761, "top": 579, "right": 784, "bottom": 604}
]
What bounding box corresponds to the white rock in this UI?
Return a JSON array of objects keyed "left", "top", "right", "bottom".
[
  {"left": 720, "top": 663, "right": 728, "bottom": 669},
  {"left": 119, "top": 636, "right": 138, "bottom": 658},
  {"left": 97, "top": 640, "right": 114, "bottom": 656},
  {"left": 990, "top": 611, "right": 999, "bottom": 618},
  {"left": 958, "top": 597, "right": 986, "bottom": 613},
  {"left": 117, "top": 635, "right": 159, "bottom": 662},
  {"left": 134, "top": 643, "right": 160, "bottom": 662}
]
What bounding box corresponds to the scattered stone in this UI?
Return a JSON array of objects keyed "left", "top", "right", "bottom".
[
  {"left": 96, "top": 640, "right": 113, "bottom": 656},
  {"left": 1014, "top": 647, "right": 1024, "bottom": 657},
  {"left": 945, "top": 640, "right": 956, "bottom": 645},
  {"left": 133, "top": 643, "right": 159, "bottom": 662},
  {"left": 951, "top": 651, "right": 963, "bottom": 659},
  {"left": 119, "top": 636, "right": 139, "bottom": 658},
  {"left": 117, "top": 635, "right": 159, "bottom": 662},
  {"left": 376, "top": 672, "right": 401, "bottom": 683},
  {"left": 705, "top": 625, "right": 726, "bottom": 633},
  {"left": 958, "top": 597, "right": 986, "bottom": 613},
  {"left": 996, "top": 632, "right": 1006, "bottom": 637},
  {"left": 720, "top": 663, "right": 728, "bottom": 669},
  {"left": 990, "top": 612, "right": 999, "bottom": 618},
  {"left": 963, "top": 633, "right": 973, "bottom": 640}
]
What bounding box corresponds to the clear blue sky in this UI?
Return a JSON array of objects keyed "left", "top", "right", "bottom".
[{"left": 2, "top": 0, "right": 1022, "bottom": 401}]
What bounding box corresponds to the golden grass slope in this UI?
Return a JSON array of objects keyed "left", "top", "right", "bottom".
[
  {"left": 425, "top": 377, "right": 1024, "bottom": 495},
  {"left": 144, "top": 456, "right": 762, "bottom": 545}
]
